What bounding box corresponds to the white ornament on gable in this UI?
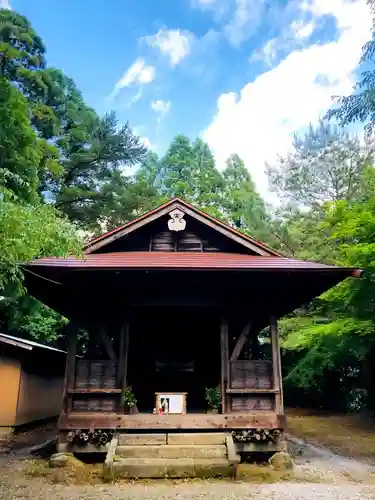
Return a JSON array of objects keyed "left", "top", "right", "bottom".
[{"left": 168, "top": 209, "right": 186, "bottom": 232}]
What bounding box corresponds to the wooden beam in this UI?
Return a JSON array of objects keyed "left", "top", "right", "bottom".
[
  {"left": 68, "top": 389, "right": 122, "bottom": 394},
  {"left": 270, "top": 316, "right": 283, "bottom": 414},
  {"left": 220, "top": 316, "right": 229, "bottom": 413},
  {"left": 58, "top": 412, "right": 287, "bottom": 431},
  {"left": 62, "top": 322, "right": 77, "bottom": 413},
  {"left": 99, "top": 327, "right": 117, "bottom": 363},
  {"left": 230, "top": 322, "right": 250, "bottom": 361},
  {"left": 226, "top": 388, "right": 279, "bottom": 394}
]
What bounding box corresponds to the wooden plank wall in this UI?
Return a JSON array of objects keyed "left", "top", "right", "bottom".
[{"left": 225, "top": 317, "right": 283, "bottom": 415}]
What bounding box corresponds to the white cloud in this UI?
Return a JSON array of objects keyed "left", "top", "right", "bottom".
[
  {"left": 203, "top": 0, "right": 372, "bottom": 198},
  {"left": 223, "top": 0, "right": 266, "bottom": 46},
  {"left": 291, "top": 20, "right": 315, "bottom": 38},
  {"left": 151, "top": 99, "right": 171, "bottom": 118},
  {"left": 251, "top": 38, "right": 279, "bottom": 67},
  {"left": 109, "top": 58, "right": 155, "bottom": 99},
  {"left": 0, "top": 0, "right": 11, "bottom": 8},
  {"left": 145, "top": 28, "right": 194, "bottom": 65},
  {"left": 251, "top": 18, "right": 316, "bottom": 67}
]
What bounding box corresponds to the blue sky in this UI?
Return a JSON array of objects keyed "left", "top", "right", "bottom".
[{"left": 3, "top": 0, "right": 372, "bottom": 196}]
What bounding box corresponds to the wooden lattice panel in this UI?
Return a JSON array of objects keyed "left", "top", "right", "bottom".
[
  {"left": 231, "top": 395, "right": 274, "bottom": 412},
  {"left": 72, "top": 396, "right": 117, "bottom": 412},
  {"left": 230, "top": 360, "right": 272, "bottom": 389},
  {"left": 75, "top": 360, "right": 117, "bottom": 389}
]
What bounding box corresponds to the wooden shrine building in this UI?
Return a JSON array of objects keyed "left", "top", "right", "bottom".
[{"left": 22, "top": 198, "right": 359, "bottom": 454}]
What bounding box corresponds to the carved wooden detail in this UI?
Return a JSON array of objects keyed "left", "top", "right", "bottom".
[{"left": 168, "top": 209, "right": 186, "bottom": 232}]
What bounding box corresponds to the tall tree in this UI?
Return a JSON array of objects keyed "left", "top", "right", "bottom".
[
  {"left": 0, "top": 77, "right": 39, "bottom": 202},
  {"left": 266, "top": 121, "right": 369, "bottom": 207},
  {"left": 326, "top": 1, "right": 375, "bottom": 134},
  {"left": 0, "top": 77, "right": 60, "bottom": 203},
  {"left": 0, "top": 9, "right": 45, "bottom": 80},
  {"left": 191, "top": 138, "right": 224, "bottom": 217},
  {"left": 222, "top": 154, "right": 272, "bottom": 242},
  {"left": 0, "top": 10, "right": 62, "bottom": 138},
  {"left": 54, "top": 112, "right": 147, "bottom": 229},
  {"left": 160, "top": 135, "right": 195, "bottom": 199}
]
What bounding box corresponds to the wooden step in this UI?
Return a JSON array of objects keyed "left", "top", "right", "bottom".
[
  {"left": 116, "top": 444, "right": 227, "bottom": 459},
  {"left": 167, "top": 433, "right": 227, "bottom": 445},
  {"left": 118, "top": 433, "right": 167, "bottom": 446},
  {"left": 112, "top": 457, "right": 235, "bottom": 478}
]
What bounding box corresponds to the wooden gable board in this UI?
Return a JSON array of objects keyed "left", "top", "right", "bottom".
[{"left": 85, "top": 198, "right": 281, "bottom": 257}]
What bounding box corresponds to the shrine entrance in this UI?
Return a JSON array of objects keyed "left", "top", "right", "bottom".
[{"left": 128, "top": 307, "right": 221, "bottom": 413}]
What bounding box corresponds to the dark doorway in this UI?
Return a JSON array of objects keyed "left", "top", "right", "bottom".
[{"left": 128, "top": 307, "right": 221, "bottom": 413}]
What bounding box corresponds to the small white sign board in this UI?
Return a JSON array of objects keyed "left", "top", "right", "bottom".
[{"left": 155, "top": 392, "right": 187, "bottom": 414}]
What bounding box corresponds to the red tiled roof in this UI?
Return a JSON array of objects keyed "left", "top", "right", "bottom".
[{"left": 26, "top": 252, "right": 360, "bottom": 276}]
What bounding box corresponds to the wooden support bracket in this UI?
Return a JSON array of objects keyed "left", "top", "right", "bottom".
[
  {"left": 99, "top": 327, "right": 117, "bottom": 363},
  {"left": 230, "top": 322, "right": 251, "bottom": 361}
]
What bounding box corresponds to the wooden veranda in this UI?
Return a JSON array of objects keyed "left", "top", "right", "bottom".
[{"left": 22, "top": 198, "right": 359, "bottom": 451}]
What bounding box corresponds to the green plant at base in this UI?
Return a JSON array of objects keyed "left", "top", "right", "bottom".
[
  {"left": 205, "top": 386, "right": 221, "bottom": 409},
  {"left": 123, "top": 386, "right": 137, "bottom": 409}
]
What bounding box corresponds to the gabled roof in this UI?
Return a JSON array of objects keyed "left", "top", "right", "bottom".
[
  {"left": 84, "top": 197, "right": 282, "bottom": 257},
  {"left": 26, "top": 252, "right": 361, "bottom": 276}
]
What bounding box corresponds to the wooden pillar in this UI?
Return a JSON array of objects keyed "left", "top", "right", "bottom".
[
  {"left": 117, "top": 319, "right": 130, "bottom": 411},
  {"left": 62, "top": 322, "right": 77, "bottom": 414},
  {"left": 270, "top": 316, "right": 284, "bottom": 414},
  {"left": 220, "top": 315, "right": 229, "bottom": 413}
]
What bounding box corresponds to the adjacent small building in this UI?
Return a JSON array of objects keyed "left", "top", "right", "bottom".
[{"left": 0, "top": 333, "right": 67, "bottom": 433}]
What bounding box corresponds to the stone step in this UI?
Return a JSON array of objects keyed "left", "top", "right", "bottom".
[
  {"left": 112, "top": 458, "right": 235, "bottom": 478},
  {"left": 116, "top": 444, "right": 227, "bottom": 459},
  {"left": 167, "top": 433, "right": 227, "bottom": 445},
  {"left": 118, "top": 433, "right": 167, "bottom": 446}
]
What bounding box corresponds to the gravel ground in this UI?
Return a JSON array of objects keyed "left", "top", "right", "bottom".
[
  {"left": 0, "top": 470, "right": 374, "bottom": 500},
  {"left": 1, "top": 432, "right": 375, "bottom": 499}
]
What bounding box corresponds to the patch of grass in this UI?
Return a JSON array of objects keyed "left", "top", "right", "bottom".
[
  {"left": 25, "top": 459, "right": 103, "bottom": 485},
  {"left": 236, "top": 463, "right": 328, "bottom": 483},
  {"left": 286, "top": 409, "right": 375, "bottom": 462}
]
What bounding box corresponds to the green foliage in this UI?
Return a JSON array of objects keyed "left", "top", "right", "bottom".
[
  {"left": 55, "top": 112, "right": 148, "bottom": 230},
  {"left": 326, "top": 3, "right": 375, "bottom": 134},
  {"left": 0, "top": 77, "right": 40, "bottom": 202},
  {"left": 123, "top": 386, "right": 137, "bottom": 409},
  {"left": 160, "top": 134, "right": 195, "bottom": 198},
  {"left": 0, "top": 198, "right": 82, "bottom": 294},
  {"left": 275, "top": 163, "right": 375, "bottom": 411},
  {"left": 222, "top": 153, "right": 274, "bottom": 242},
  {"left": 266, "top": 121, "right": 368, "bottom": 207},
  {"left": 5, "top": 296, "right": 68, "bottom": 344},
  {"left": 205, "top": 386, "right": 221, "bottom": 409},
  {"left": 0, "top": 10, "right": 45, "bottom": 81}
]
